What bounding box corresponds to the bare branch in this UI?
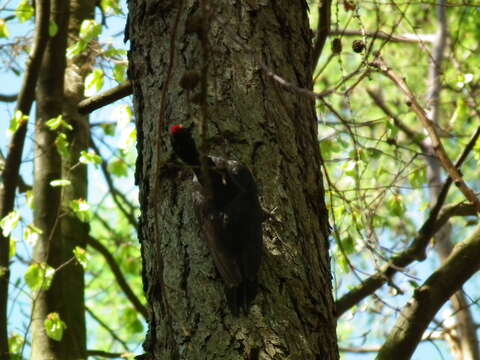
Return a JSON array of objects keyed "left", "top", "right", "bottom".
[
  {"left": 89, "top": 136, "right": 138, "bottom": 228},
  {"left": 330, "top": 29, "right": 436, "bottom": 44},
  {"left": 312, "top": 0, "right": 332, "bottom": 68},
  {"left": 335, "top": 118, "right": 480, "bottom": 316},
  {"left": 86, "top": 350, "right": 131, "bottom": 359},
  {"left": 78, "top": 81, "right": 132, "bottom": 114},
  {"left": 85, "top": 307, "right": 130, "bottom": 351},
  {"left": 86, "top": 236, "right": 148, "bottom": 320},
  {"left": 0, "top": 94, "right": 17, "bottom": 102},
  {"left": 371, "top": 57, "right": 480, "bottom": 212},
  {"left": 366, "top": 88, "right": 428, "bottom": 153},
  {"left": 377, "top": 225, "right": 480, "bottom": 360},
  {"left": 0, "top": 0, "right": 51, "bottom": 357}
]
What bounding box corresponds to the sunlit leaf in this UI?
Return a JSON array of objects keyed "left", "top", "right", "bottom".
[
  {"left": 50, "top": 179, "right": 72, "bottom": 187},
  {"left": 79, "top": 19, "right": 102, "bottom": 42},
  {"left": 44, "top": 312, "right": 67, "bottom": 341},
  {"left": 24, "top": 263, "right": 55, "bottom": 291},
  {"left": 79, "top": 150, "right": 102, "bottom": 167},
  {"left": 113, "top": 63, "right": 126, "bottom": 83},
  {"left": 84, "top": 69, "right": 104, "bottom": 96},
  {"left": 114, "top": 105, "right": 132, "bottom": 128},
  {"left": 73, "top": 247, "right": 89, "bottom": 268},
  {"left": 8, "top": 333, "right": 24, "bottom": 356},
  {"left": 49, "top": 20, "right": 58, "bottom": 37},
  {"left": 24, "top": 224, "right": 43, "bottom": 247},
  {"left": 0, "top": 211, "right": 20, "bottom": 237},
  {"left": 70, "top": 199, "right": 92, "bottom": 223},
  {"left": 0, "top": 19, "right": 9, "bottom": 38},
  {"left": 9, "top": 237, "right": 16, "bottom": 260},
  {"left": 15, "top": 0, "right": 34, "bottom": 23},
  {"left": 7, "top": 111, "right": 28, "bottom": 137},
  {"left": 108, "top": 159, "right": 128, "bottom": 177},
  {"left": 118, "top": 128, "right": 136, "bottom": 154},
  {"left": 46, "top": 115, "right": 73, "bottom": 131},
  {"left": 55, "top": 133, "right": 70, "bottom": 158}
]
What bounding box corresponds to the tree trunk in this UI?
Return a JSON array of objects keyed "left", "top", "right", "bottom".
[
  {"left": 31, "top": 0, "right": 93, "bottom": 358},
  {"left": 31, "top": 0, "right": 70, "bottom": 358},
  {"left": 128, "top": 1, "right": 337, "bottom": 359}
]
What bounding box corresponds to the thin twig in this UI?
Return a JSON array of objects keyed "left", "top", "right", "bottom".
[{"left": 371, "top": 57, "right": 480, "bottom": 212}]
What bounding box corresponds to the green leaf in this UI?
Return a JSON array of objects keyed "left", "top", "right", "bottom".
[
  {"left": 115, "top": 105, "right": 133, "bottom": 128},
  {"left": 46, "top": 115, "right": 73, "bottom": 131},
  {"left": 55, "top": 133, "right": 70, "bottom": 158},
  {"left": 104, "top": 46, "right": 127, "bottom": 58},
  {"left": 70, "top": 199, "right": 92, "bottom": 223},
  {"left": 9, "top": 238, "right": 16, "bottom": 260},
  {"left": 79, "top": 150, "right": 102, "bottom": 167},
  {"left": 408, "top": 167, "right": 426, "bottom": 188},
  {"left": 108, "top": 159, "right": 128, "bottom": 177},
  {"left": 0, "top": 19, "right": 9, "bottom": 38},
  {"left": 73, "top": 247, "right": 89, "bottom": 268},
  {"left": 15, "top": 0, "right": 34, "bottom": 23},
  {"left": 101, "top": 123, "right": 116, "bottom": 136},
  {"left": 24, "top": 224, "right": 43, "bottom": 247},
  {"left": 25, "top": 190, "right": 34, "bottom": 209},
  {"left": 50, "top": 179, "right": 72, "bottom": 187},
  {"left": 24, "top": 263, "right": 55, "bottom": 291},
  {"left": 387, "top": 194, "right": 405, "bottom": 217},
  {"left": 84, "top": 69, "right": 104, "bottom": 96},
  {"left": 44, "top": 312, "right": 67, "bottom": 341},
  {"left": 8, "top": 333, "right": 24, "bottom": 356},
  {"left": 0, "top": 211, "right": 20, "bottom": 237},
  {"left": 66, "top": 40, "right": 87, "bottom": 58},
  {"left": 113, "top": 63, "right": 126, "bottom": 83},
  {"left": 340, "top": 235, "right": 355, "bottom": 255},
  {"left": 7, "top": 111, "right": 28, "bottom": 137},
  {"left": 79, "top": 19, "right": 102, "bottom": 42},
  {"left": 100, "top": 0, "right": 123, "bottom": 15},
  {"left": 121, "top": 308, "right": 144, "bottom": 334},
  {"left": 49, "top": 20, "right": 58, "bottom": 37},
  {"left": 119, "top": 128, "right": 136, "bottom": 154}
]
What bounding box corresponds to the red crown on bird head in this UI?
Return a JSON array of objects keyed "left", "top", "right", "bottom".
[{"left": 170, "top": 124, "right": 184, "bottom": 136}]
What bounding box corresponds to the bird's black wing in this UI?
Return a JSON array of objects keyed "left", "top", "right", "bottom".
[{"left": 192, "top": 183, "right": 243, "bottom": 288}]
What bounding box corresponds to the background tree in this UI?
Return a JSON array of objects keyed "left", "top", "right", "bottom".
[{"left": 1, "top": 0, "right": 480, "bottom": 359}]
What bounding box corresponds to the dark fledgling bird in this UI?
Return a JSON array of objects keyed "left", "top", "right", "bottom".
[{"left": 170, "top": 124, "right": 263, "bottom": 315}]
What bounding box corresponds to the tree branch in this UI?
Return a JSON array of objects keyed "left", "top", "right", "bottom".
[
  {"left": 86, "top": 350, "right": 131, "bottom": 358},
  {"left": 330, "top": 29, "right": 436, "bottom": 44},
  {"left": 86, "top": 236, "right": 148, "bottom": 320},
  {"left": 0, "top": 0, "right": 51, "bottom": 358},
  {"left": 89, "top": 136, "right": 138, "bottom": 228},
  {"left": 85, "top": 306, "right": 130, "bottom": 351},
  {"left": 371, "top": 57, "right": 480, "bottom": 212},
  {"left": 312, "top": 0, "right": 332, "bottom": 68},
  {"left": 78, "top": 81, "right": 132, "bottom": 114},
  {"left": 335, "top": 202, "right": 476, "bottom": 317},
  {"left": 376, "top": 225, "right": 480, "bottom": 360},
  {"left": 0, "top": 94, "right": 17, "bottom": 102},
  {"left": 335, "top": 122, "right": 480, "bottom": 316},
  {"left": 366, "top": 88, "right": 428, "bottom": 153}
]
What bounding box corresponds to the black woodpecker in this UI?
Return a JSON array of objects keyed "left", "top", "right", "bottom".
[{"left": 170, "top": 124, "right": 263, "bottom": 315}]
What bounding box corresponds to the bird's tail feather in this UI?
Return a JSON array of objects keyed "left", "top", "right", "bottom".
[{"left": 225, "top": 280, "right": 258, "bottom": 316}]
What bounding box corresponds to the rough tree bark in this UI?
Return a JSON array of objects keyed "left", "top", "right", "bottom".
[
  {"left": 31, "top": 0, "right": 93, "bottom": 358},
  {"left": 31, "top": 0, "right": 71, "bottom": 357},
  {"left": 128, "top": 0, "right": 337, "bottom": 359}
]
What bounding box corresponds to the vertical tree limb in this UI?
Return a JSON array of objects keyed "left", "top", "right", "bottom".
[{"left": 0, "top": 1, "right": 51, "bottom": 359}]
